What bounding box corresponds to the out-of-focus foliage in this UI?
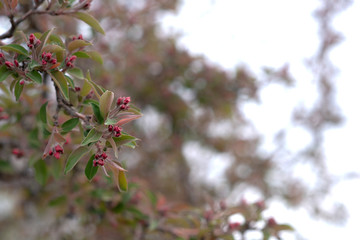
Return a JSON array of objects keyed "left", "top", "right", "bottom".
[{"left": 0, "top": 0, "right": 352, "bottom": 239}]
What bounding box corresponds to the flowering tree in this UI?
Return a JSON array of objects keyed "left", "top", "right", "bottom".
[{"left": 1, "top": 0, "right": 349, "bottom": 239}]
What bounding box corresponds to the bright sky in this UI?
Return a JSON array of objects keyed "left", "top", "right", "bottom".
[{"left": 160, "top": 0, "right": 360, "bottom": 239}]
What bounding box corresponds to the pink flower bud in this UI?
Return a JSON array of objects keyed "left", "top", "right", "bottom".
[
  {"left": 19, "top": 80, "right": 25, "bottom": 85},
  {"left": 50, "top": 58, "right": 57, "bottom": 64},
  {"left": 54, "top": 152, "right": 61, "bottom": 159},
  {"left": 117, "top": 97, "right": 124, "bottom": 105},
  {"left": 101, "top": 153, "right": 107, "bottom": 159},
  {"left": 29, "top": 34, "right": 35, "bottom": 44},
  {"left": 69, "top": 55, "right": 77, "bottom": 62},
  {"left": 5, "top": 61, "right": 13, "bottom": 68},
  {"left": 14, "top": 60, "right": 19, "bottom": 67},
  {"left": 75, "top": 87, "right": 81, "bottom": 92},
  {"left": 108, "top": 125, "right": 113, "bottom": 132},
  {"left": 54, "top": 145, "right": 63, "bottom": 153},
  {"left": 35, "top": 39, "right": 41, "bottom": 46},
  {"left": 123, "top": 97, "right": 131, "bottom": 104},
  {"left": 78, "top": 34, "right": 83, "bottom": 40},
  {"left": 66, "top": 62, "right": 74, "bottom": 68},
  {"left": 45, "top": 53, "right": 52, "bottom": 60},
  {"left": 42, "top": 60, "right": 47, "bottom": 66}
]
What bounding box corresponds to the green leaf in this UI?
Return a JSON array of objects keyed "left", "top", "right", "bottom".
[
  {"left": 0, "top": 44, "right": 28, "bottom": 56},
  {"left": 39, "top": 101, "right": 48, "bottom": 124},
  {"left": 34, "top": 160, "right": 47, "bottom": 185},
  {"left": 72, "top": 12, "right": 105, "bottom": 35},
  {"left": 50, "top": 70, "right": 69, "bottom": 100},
  {"left": 67, "top": 39, "right": 92, "bottom": 52},
  {"left": 81, "top": 128, "right": 102, "bottom": 146},
  {"left": 26, "top": 70, "right": 42, "bottom": 84},
  {"left": 80, "top": 78, "right": 92, "bottom": 97},
  {"left": 65, "top": 75, "right": 75, "bottom": 88},
  {"left": 85, "top": 154, "right": 98, "bottom": 181},
  {"left": 0, "top": 65, "right": 12, "bottom": 82},
  {"left": 90, "top": 102, "right": 104, "bottom": 124},
  {"left": 36, "top": 28, "right": 55, "bottom": 56},
  {"left": 87, "top": 51, "right": 103, "bottom": 64},
  {"left": 67, "top": 67, "right": 83, "bottom": 79},
  {"left": 48, "top": 34, "right": 65, "bottom": 48},
  {"left": 117, "top": 170, "right": 128, "bottom": 192},
  {"left": 73, "top": 51, "right": 90, "bottom": 58},
  {"left": 14, "top": 79, "right": 24, "bottom": 101},
  {"left": 111, "top": 133, "right": 138, "bottom": 147},
  {"left": 61, "top": 118, "right": 79, "bottom": 133},
  {"left": 85, "top": 70, "right": 103, "bottom": 98},
  {"left": 99, "top": 90, "right": 114, "bottom": 119},
  {"left": 64, "top": 146, "right": 90, "bottom": 174},
  {"left": 104, "top": 118, "right": 117, "bottom": 125}
]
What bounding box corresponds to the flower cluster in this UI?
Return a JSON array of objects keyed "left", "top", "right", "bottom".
[
  {"left": 93, "top": 152, "right": 107, "bottom": 166},
  {"left": 41, "top": 52, "right": 57, "bottom": 68},
  {"left": 27, "top": 34, "right": 41, "bottom": 50},
  {"left": 65, "top": 55, "right": 77, "bottom": 68},
  {"left": 116, "top": 96, "right": 131, "bottom": 110},
  {"left": 48, "top": 145, "right": 64, "bottom": 159},
  {"left": 72, "top": 34, "right": 84, "bottom": 41},
  {"left": 108, "top": 125, "right": 122, "bottom": 137}
]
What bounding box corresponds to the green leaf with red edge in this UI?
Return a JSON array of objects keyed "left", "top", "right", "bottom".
[
  {"left": 36, "top": 28, "right": 55, "bottom": 56},
  {"left": 61, "top": 118, "right": 79, "bottom": 133},
  {"left": 26, "top": 70, "right": 42, "bottom": 84},
  {"left": 115, "top": 114, "right": 142, "bottom": 126},
  {"left": 81, "top": 128, "right": 102, "bottom": 146},
  {"left": 107, "top": 137, "right": 118, "bottom": 158},
  {"left": 85, "top": 154, "right": 98, "bottom": 181},
  {"left": 64, "top": 146, "right": 90, "bottom": 174},
  {"left": 0, "top": 44, "right": 28, "bottom": 56},
  {"left": 67, "top": 39, "right": 92, "bottom": 53},
  {"left": 72, "top": 12, "right": 105, "bottom": 35},
  {"left": 34, "top": 159, "right": 47, "bottom": 185},
  {"left": 39, "top": 101, "right": 48, "bottom": 124},
  {"left": 14, "top": 79, "right": 24, "bottom": 101},
  {"left": 50, "top": 70, "right": 69, "bottom": 100},
  {"left": 90, "top": 102, "right": 104, "bottom": 124},
  {"left": 99, "top": 90, "right": 114, "bottom": 119},
  {"left": 0, "top": 65, "right": 12, "bottom": 82}
]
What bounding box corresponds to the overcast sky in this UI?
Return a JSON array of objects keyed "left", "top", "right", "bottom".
[{"left": 160, "top": 0, "right": 360, "bottom": 239}]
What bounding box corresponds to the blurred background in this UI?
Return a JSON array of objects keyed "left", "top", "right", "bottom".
[{"left": 0, "top": 0, "right": 359, "bottom": 239}]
